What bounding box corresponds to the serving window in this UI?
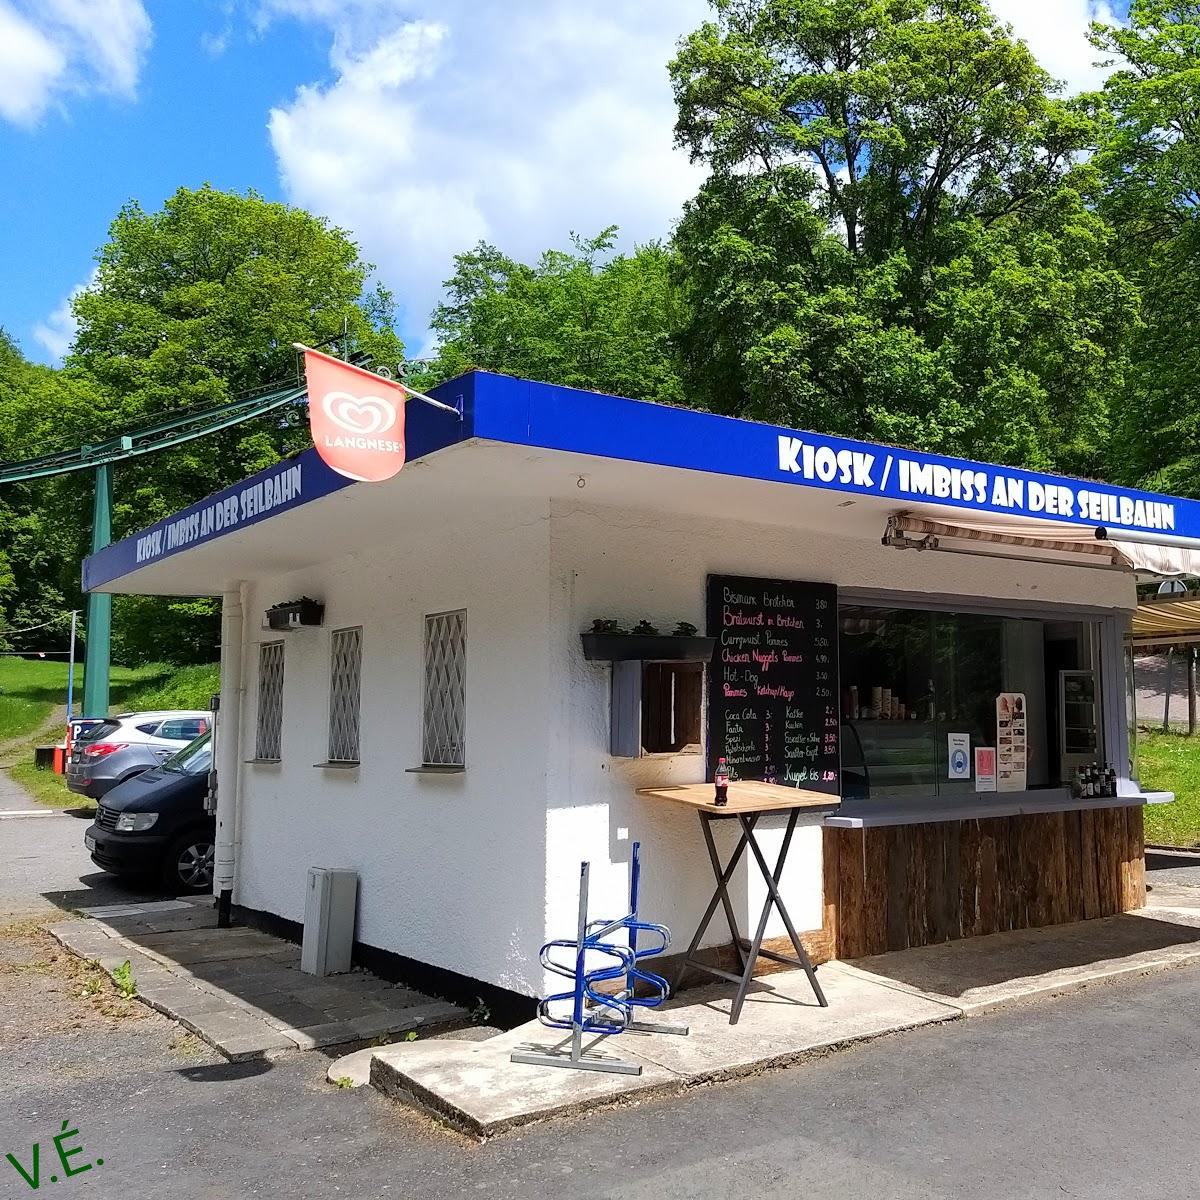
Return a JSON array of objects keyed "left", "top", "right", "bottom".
[{"left": 838, "top": 603, "right": 1101, "bottom": 802}]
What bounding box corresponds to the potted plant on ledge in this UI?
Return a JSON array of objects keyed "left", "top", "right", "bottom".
[
  {"left": 265, "top": 597, "right": 325, "bottom": 631},
  {"left": 581, "top": 619, "right": 716, "bottom": 662}
]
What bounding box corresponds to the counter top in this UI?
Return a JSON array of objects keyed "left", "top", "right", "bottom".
[
  {"left": 824, "top": 790, "right": 1171, "bottom": 829},
  {"left": 636, "top": 780, "right": 841, "bottom": 815}
]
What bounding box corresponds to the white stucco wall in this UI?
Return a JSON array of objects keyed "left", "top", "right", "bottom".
[
  {"left": 229, "top": 486, "right": 1135, "bottom": 1000},
  {"left": 232, "top": 497, "right": 553, "bottom": 997}
]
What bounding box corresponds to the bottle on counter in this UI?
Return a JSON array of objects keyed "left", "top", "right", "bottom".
[
  {"left": 714, "top": 757, "right": 730, "bottom": 807},
  {"left": 850, "top": 685, "right": 859, "bottom": 720}
]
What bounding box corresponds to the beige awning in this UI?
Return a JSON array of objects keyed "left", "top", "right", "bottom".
[
  {"left": 885, "top": 514, "right": 1200, "bottom": 577},
  {"left": 1132, "top": 597, "right": 1200, "bottom": 646}
]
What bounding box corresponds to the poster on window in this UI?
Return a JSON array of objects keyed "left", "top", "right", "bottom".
[
  {"left": 975, "top": 747, "right": 997, "bottom": 792},
  {"left": 948, "top": 732, "right": 971, "bottom": 779},
  {"left": 996, "top": 693, "right": 1027, "bottom": 793}
]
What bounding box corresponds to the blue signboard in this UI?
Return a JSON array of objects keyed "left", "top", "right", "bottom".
[
  {"left": 85, "top": 370, "right": 1200, "bottom": 592},
  {"left": 470, "top": 374, "right": 1198, "bottom": 541}
]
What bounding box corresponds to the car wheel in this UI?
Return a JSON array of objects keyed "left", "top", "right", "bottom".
[{"left": 165, "top": 833, "right": 215, "bottom": 893}]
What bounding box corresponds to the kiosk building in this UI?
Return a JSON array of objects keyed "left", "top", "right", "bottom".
[{"left": 82, "top": 372, "right": 1185, "bottom": 1015}]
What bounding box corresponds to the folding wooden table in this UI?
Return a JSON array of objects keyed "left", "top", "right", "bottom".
[{"left": 636, "top": 781, "right": 840, "bottom": 1025}]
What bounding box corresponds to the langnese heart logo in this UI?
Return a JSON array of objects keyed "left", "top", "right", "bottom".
[
  {"left": 322, "top": 390, "right": 398, "bottom": 437},
  {"left": 303, "top": 348, "right": 407, "bottom": 482}
]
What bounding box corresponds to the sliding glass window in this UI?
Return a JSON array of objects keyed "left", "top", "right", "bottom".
[{"left": 839, "top": 605, "right": 1099, "bottom": 802}]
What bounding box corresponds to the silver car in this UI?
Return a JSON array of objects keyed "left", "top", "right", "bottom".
[{"left": 66, "top": 711, "right": 212, "bottom": 800}]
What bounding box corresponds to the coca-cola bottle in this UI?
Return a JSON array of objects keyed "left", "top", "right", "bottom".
[{"left": 714, "top": 757, "right": 730, "bottom": 806}]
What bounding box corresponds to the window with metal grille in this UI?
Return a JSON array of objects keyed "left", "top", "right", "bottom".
[
  {"left": 255, "top": 642, "right": 285, "bottom": 760},
  {"left": 423, "top": 610, "right": 466, "bottom": 767},
  {"left": 328, "top": 627, "right": 362, "bottom": 763}
]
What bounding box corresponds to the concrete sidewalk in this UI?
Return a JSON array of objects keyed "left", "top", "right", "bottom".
[
  {"left": 51, "top": 899, "right": 466, "bottom": 1060},
  {"left": 372, "top": 890, "right": 1200, "bottom": 1139}
]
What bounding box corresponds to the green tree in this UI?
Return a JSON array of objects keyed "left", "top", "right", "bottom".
[
  {"left": 1088, "top": 2, "right": 1200, "bottom": 494},
  {"left": 72, "top": 185, "right": 403, "bottom": 663},
  {"left": 3, "top": 185, "right": 403, "bottom": 665},
  {"left": 421, "top": 229, "right": 685, "bottom": 406},
  {"left": 668, "top": 0, "right": 1136, "bottom": 470},
  {"left": 0, "top": 331, "right": 102, "bottom": 653}
]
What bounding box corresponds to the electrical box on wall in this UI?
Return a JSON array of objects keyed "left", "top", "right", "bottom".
[{"left": 301, "top": 867, "right": 358, "bottom": 976}]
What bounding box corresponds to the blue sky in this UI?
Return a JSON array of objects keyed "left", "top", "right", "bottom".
[{"left": 0, "top": 0, "right": 1126, "bottom": 366}]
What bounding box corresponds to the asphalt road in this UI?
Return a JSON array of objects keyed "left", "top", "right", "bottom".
[{"left": 4, "top": 812, "right": 1200, "bottom": 1199}]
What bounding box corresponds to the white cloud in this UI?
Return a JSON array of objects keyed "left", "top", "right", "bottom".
[
  {"left": 0, "top": 0, "right": 151, "bottom": 126},
  {"left": 32, "top": 271, "right": 95, "bottom": 362},
  {"left": 264, "top": 1, "right": 708, "bottom": 346},
  {"left": 991, "top": 0, "right": 1121, "bottom": 94}
]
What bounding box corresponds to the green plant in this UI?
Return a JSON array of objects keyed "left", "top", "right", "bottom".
[
  {"left": 80, "top": 978, "right": 104, "bottom": 998},
  {"left": 111, "top": 959, "right": 136, "bottom": 998},
  {"left": 590, "top": 618, "right": 627, "bottom": 635},
  {"left": 334, "top": 1075, "right": 355, "bottom": 1089},
  {"left": 630, "top": 620, "right": 660, "bottom": 636},
  {"left": 470, "top": 996, "right": 491, "bottom": 1025},
  {"left": 673, "top": 621, "right": 698, "bottom": 637},
  {"left": 404, "top": 1030, "right": 418, "bottom": 1042}
]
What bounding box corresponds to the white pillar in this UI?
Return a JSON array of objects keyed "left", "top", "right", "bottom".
[{"left": 214, "top": 587, "right": 244, "bottom": 901}]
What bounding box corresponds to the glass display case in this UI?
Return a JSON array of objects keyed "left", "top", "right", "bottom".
[{"left": 1059, "top": 669, "right": 1100, "bottom": 781}]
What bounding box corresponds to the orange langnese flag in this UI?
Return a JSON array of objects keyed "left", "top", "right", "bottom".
[{"left": 303, "top": 348, "right": 407, "bottom": 483}]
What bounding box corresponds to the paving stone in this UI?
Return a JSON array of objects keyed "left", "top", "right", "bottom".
[
  {"left": 292, "top": 1021, "right": 359, "bottom": 1048},
  {"left": 209, "top": 1030, "right": 297, "bottom": 1061},
  {"left": 347, "top": 1003, "right": 463, "bottom": 1039},
  {"left": 251, "top": 1000, "right": 321, "bottom": 1025},
  {"left": 50, "top": 912, "right": 468, "bottom": 1065}
]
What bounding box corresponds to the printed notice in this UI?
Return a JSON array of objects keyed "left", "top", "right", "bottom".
[
  {"left": 975, "top": 747, "right": 997, "bottom": 792},
  {"left": 996, "top": 693, "right": 1027, "bottom": 793},
  {"left": 948, "top": 732, "right": 971, "bottom": 780}
]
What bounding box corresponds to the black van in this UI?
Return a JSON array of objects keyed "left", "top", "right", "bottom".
[{"left": 84, "top": 732, "right": 216, "bottom": 892}]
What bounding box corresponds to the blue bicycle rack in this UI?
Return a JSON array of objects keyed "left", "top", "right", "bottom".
[{"left": 511, "top": 842, "right": 689, "bottom": 1075}]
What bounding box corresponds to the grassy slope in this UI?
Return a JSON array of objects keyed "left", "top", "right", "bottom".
[
  {"left": 1139, "top": 730, "right": 1200, "bottom": 848},
  {"left": 0, "top": 658, "right": 184, "bottom": 744},
  {"left": 1, "top": 659, "right": 219, "bottom": 810}
]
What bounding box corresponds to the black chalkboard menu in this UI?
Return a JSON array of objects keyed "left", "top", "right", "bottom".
[{"left": 706, "top": 574, "right": 841, "bottom": 796}]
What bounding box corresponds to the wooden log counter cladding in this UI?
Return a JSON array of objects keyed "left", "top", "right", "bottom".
[{"left": 823, "top": 807, "right": 1147, "bottom": 961}]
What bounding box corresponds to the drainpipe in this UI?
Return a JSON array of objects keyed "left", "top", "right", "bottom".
[{"left": 214, "top": 586, "right": 244, "bottom": 926}]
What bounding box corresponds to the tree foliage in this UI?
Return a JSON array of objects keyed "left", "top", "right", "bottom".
[
  {"left": 420, "top": 229, "right": 685, "bottom": 405},
  {"left": 666, "top": 0, "right": 1136, "bottom": 471},
  {"left": 0, "top": 331, "right": 104, "bottom": 652},
  {"left": 1, "top": 186, "right": 401, "bottom": 663},
  {"left": 1088, "top": 1, "right": 1200, "bottom": 493}
]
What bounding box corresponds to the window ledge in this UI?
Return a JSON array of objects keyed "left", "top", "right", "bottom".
[
  {"left": 244, "top": 758, "right": 281, "bottom": 766},
  {"left": 406, "top": 765, "right": 465, "bottom": 775},
  {"left": 826, "top": 790, "right": 1157, "bottom": 829},
  {"left": 313, "top": 760, "right": 360, "bottom": 770}
]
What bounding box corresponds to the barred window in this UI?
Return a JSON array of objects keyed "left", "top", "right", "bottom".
[
  {"left": 423, "top": 610, "right": 466, "bottom": 767},
  {"left": 328, "top": 627, "right": 362, "bottom": 764},
  {"left": 255, "top": 641, "right": 285, "bottom": 760}
]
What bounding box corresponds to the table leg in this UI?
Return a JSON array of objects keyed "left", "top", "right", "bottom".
[
  {"left": 673, "top": 812, "right": 751, "bottom": 994},
  {"left": 703, "top": 812, "right": 753, "bottom": 976},
  {"left": 740, "top": 809, "right": 828, "bottom": 1011}
]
